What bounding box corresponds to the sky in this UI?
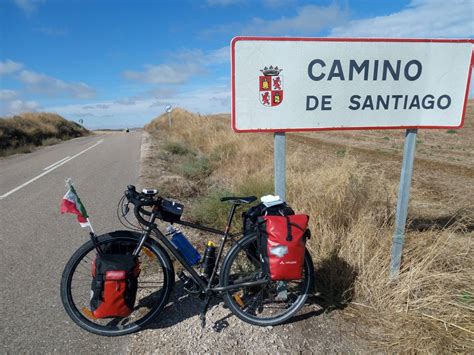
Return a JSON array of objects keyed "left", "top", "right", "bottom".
[{"left": 0, "top": 0, "right": 473, "bottom": 129}]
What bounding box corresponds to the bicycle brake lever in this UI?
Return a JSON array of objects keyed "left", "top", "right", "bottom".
[{"left": 123, "top": 203, "right": 130, "bottom": 216}]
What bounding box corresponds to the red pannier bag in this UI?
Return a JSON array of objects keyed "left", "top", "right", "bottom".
[
  {"left": 258, "top": 214, "right": 309, "bottom": 281},
  {"left": 90, "top": 254, "right": 140, "bottom": 318}
]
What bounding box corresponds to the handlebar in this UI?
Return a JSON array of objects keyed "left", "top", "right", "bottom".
[{"left": 124, "top": 185, "right": 158, "bottom": 227}]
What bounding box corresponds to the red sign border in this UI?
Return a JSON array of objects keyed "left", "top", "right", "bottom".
[{"left": 231, "top": 36, "right": 474, "bottom": 133}]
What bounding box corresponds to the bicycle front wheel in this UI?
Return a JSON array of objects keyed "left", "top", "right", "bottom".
[
  {"left": 60, "top": 230, "right": 174, "bottom": 336},
  {"left": 220, "top": 233, "right": 314, "bottom": 326}
]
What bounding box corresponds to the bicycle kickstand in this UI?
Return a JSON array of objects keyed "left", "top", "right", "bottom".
[{"left": 199, "top": 295, "right": 210, "bottom": 328}]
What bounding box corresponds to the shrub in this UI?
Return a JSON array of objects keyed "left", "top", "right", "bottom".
[
  {"left": 176, "top": 156, "right": 213, "bottom": 180},
  {"left": 190, "top": 188, "right": 233, "bottom": 227},
  {"left": 163, "top": 141, "right": 195, "bottom": 156}
]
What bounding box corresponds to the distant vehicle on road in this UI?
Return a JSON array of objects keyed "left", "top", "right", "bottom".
[{"left": 125, "top": 128, "right": 130, "bottom": 132}]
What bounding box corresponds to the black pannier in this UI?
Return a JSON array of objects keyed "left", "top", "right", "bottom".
[
  {"left": 243, "top": 201, "right": 295, "bottom": 234},
  {"left": 90, "top": 254, "right": 140, "bottom": 318},
  {"left": 90, "top": 241, "right": 140, "bottom": 318},
  {"left": 159, "top": 198, "right": 184, "bottom": 223}
]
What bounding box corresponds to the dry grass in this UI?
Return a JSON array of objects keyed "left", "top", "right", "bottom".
[
  {"left": 0, "top": 112, "right": 89, "bottom": 156},
  {"left": 145, "top": 108, "right": 473, "bottom": 352}
]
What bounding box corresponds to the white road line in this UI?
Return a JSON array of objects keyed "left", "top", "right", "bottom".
[
  {"left": 43, "top": 156, "right": 71, "bottom": 171},
  {"left": 0, "top": 139, "right": 104, "bottom": 200}
]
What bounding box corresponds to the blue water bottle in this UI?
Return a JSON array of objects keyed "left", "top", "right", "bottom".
[{"left": 167, "top": 225, "right": 201, "bottom": 266}]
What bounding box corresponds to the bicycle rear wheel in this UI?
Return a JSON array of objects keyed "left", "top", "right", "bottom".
[
  {"left": 60, "top": 230, "right": 174, "bottom": 336},
  {"left": 220, "top": 233, "right": 314, "bottom": 326}
]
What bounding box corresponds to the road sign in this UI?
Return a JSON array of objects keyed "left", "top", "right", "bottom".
[
  {"left": 232, "top": 37, "right": 473, "bottom": 132},
  {"left": 165, "top": 104, "right": 173, "bottom": 128},
  {"left": 231, "top": 37, "right": 473, "bottom": 280}
]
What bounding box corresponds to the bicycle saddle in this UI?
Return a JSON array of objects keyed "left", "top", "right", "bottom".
[{"left": 220, "top": 196, "right": 257, "bottom": 204}]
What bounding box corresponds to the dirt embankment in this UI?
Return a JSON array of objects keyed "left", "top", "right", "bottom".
[{"left": 0, "top": 112, "right": 89, "bottom": 157}]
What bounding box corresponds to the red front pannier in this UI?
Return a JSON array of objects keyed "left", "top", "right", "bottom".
[
  {"left": 258, "top": 214, "right": 309, "bottom": 281},
  {"left": 90, "top": 254, "right": 140, "bottom": 318}
]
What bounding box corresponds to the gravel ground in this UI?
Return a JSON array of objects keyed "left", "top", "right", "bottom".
[
  {"left": 130, "top": 132, "right": 371, "bottom": 353},
  {"left": 130, "top": 282, "right": 369, "bottom": 353}
]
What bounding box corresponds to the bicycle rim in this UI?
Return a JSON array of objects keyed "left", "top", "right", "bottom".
[{"left": 221, "top": 233, "right": 314, "bottom": 326}]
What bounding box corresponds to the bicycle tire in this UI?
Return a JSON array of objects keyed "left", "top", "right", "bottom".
[
  {"left": 60, "top": 230, "right": 174, "bottom": 336},
  {"left": 220, "top": 233, "right": 314, "bottom": 326}
]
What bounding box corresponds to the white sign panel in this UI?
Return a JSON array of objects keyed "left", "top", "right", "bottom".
[{"left": 231, "top": 38, "right": 473, "bottom": 132}]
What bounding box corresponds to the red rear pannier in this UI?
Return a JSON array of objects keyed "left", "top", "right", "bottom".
[{"left": 258, "top": 214, "right": 309, "bottom": 281}]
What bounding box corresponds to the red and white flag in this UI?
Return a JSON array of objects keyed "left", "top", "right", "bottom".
[{"left": 60, "top": 185, "right": 90, "bottom": 228}]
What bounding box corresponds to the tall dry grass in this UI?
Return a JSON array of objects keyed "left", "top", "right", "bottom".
[
  {"left": 145, "top": 108, "right": 473, "bottom": 352},
  {"left": 0, "top": 112, "right": 89, "bottom": 156}
]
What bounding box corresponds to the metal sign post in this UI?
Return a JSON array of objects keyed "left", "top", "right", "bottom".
[
  {"left": 390, "top": 129, "right": 418, "bottom": 279},
  {"left": 274, "top": 132, "right": 286, "bottom": 200}
]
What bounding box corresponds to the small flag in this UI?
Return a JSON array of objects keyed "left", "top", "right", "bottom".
[{"left": 61, "top": 185, "right": 90, "bottom": 228}]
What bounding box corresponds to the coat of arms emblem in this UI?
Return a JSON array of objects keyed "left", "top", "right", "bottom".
[{"left": 259, "top": 65, "right": 283, "bottom": 107}]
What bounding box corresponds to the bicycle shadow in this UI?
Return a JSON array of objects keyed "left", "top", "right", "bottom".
[
  {"left": 144, "top": 279, "right": 223, "bottom": 330},
  {"left": 285, "top": 251, "right": 358, "bottom": 324},
  {"left": 143, "top": 252, "right": 358, "bottom": 329}
]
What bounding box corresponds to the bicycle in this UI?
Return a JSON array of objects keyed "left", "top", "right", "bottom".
[{"left": 60, "top": 185, "right": 315, "bottom": 336}]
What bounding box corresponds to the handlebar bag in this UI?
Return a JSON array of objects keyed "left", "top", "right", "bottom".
[
  {"left": 90, "top": 254, "right": 140, "bottom": 318},
  {"left": 159, "top": 199, "right": 184, "bottom": 223},
  {"left": 258, "top": 214, "right": 309, "bottom": 281}
]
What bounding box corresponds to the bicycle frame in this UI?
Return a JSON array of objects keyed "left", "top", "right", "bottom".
[{"left": 132, "top": 203, "right": 268, "bottom": 295}]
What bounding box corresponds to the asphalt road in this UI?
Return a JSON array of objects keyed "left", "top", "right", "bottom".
[{"left": 0, "top": 131, "right": 143, "bottom": 353}]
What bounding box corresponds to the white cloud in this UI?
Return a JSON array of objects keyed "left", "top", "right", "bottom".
[
  {"left": 36, "top": 26, "right": 68, "bottom": 36},
  {"left": 114, "top": 97, "right": 137, "bottom": 105},
  {"left": 263, "top": 0, "right": 296, "bottom": 7},
  {"left": 123, "top": 63, "right": 203, "bottom": 85},
  {"left": 242, "top": 4, "right": 348, "bottom": 36},
  {"left": 18, "top": 70, "right": 96, "bottom": 99},
  {"left": 149, "top": 87, "right": 177, "bottom": 99},
  {"left": 0, "top": 59, "right": 24, "bottom": 75},
  {"left": 202, "top": 4, "right": 348, "bottom": 37},
  {"left": 123, "top": 46, "right": 229, "bottom": 85},
  {"left": 0, "top": 62, "right": 96, "bottom": 115},
  {"left": 0, "top": 89, "right": 18, "bottom": 101},
  {"left": 330, "top": 0, "right": 474, "bottom": 38},
  {"left": 82, "top": 103, "right": 110, "bottom": 110},
  {"left": 0, "top": 99, "right": 41, "bottom": 116},
  {"left": 14, "top": 0, "right": 44, "bottom": 16},
  {"left": 205, "top": 46, "right": 229, "bottom": 65},
  {"left": 47, "top": 84, "right": 230, "bottom": 129},
  {"left": 9, "top": 99, "right": 41, "bottom": 113},
  {"left": 207, "top": 0, "right": 243, "bottom": 6},
  {"left": 0, "top": 88, "right": 42, "bottom": 116}
]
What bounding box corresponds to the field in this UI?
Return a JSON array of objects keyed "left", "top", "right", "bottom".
[
  {"left": 0, "top": 112, "right": 89, "bottom": 157},
  {"left": 142, "top": 103, "right": 473, "bottom": 352}
]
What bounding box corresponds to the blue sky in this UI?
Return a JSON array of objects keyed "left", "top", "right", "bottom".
[{"left": 0, "top": 0, "right": 473, "bottom": 128}]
